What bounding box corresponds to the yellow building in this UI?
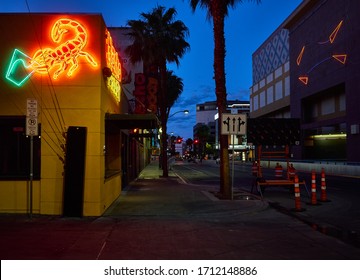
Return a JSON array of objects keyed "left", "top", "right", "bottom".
[{"left": 0, "top": 13, "right": 157, "bottom": 216}]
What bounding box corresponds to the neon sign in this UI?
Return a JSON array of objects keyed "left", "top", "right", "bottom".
[
  {"left": 105, "top": 29, "right": 122, "bottom": 102},
  {"left": 296, "top": 20, "right": 347, "bottom": 85},
  {"left": 5, "top": 49, "right": 34, "bottom": 86},
  {"left": 329, "top": 20, "right": 343, "bottom": 44},
  {"left": 296, "top": 46, "right": 305, "bottom": 66},
  {"left": 6, "top": 18, "right": 98, "bottom": 86}
]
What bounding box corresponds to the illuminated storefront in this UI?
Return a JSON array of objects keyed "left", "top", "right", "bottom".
[{"left": 0, "top": 13, "right": 157, "bottom": 216}]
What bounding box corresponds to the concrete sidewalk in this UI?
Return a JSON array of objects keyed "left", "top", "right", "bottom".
[{"left": 1, "top": 160, "right": 360, "bottom": 260}]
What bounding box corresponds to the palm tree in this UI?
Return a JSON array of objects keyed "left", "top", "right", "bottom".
[
  {"left": 166, "top": 70, "right": 184, "bottom": 119},
  {"left": 126, "top": 6, "right": 190, "bottom": 177},
  {"left": 189, "top": 0, "right": 261, "bottom": 198},
  {"left": 195, "top": 123, "right": 210, "bottom": 160}
]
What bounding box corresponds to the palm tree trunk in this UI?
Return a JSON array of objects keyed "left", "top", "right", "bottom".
[
  {"left": 159, "top": 61, "right": 169, "bottom": 177},
  {"left": 212, "top": 1, "right": 231, "bottom": 198}
]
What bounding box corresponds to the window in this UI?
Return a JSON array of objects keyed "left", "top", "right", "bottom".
[
  {"left": 260, "top": 91, "right": 266, "bottom": 108},
  {"left": 267, "top": 86, "right": 274, "bottom": 104},
  {"left": 104, "top": 121, "right": 121, "bottom": 179},
  {"left": 321, "top": 96, "right": 335, "bottom": 115},
  {"left": 275, "top": 81, "right": 283, "bottom": 100},
  {"left": 253, "top": 95, "right": 259, "bottom": 111},
  {"left": 0, "top": 116, "right": 41, "bottom": 180}
]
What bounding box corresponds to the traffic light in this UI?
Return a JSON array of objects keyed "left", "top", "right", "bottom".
[
  {"left": 194, "top": 139, "right": 199, "bottom": 144},
  {"left": 176, "top": 137, "right": 182, "bottom": 143}
]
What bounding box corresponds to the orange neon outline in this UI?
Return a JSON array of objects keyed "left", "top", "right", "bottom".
[
  {"left": 329, "top": 20, "right": 343, "bottom": 44},
  {"left": 105, "top": 29, "right": 122, "bottom": 102},
  {"left": 105, "top": 29, "right": 122, "bottom": 81},
  {"left": 298, "top": 76, "right": 309, "bottom": 85},
  {"left": 296, "top": 46, "right": 305, "bottom": 66},
  {"left": 332, "top": 54, "right": 347, "bottom": 64},
  {"left": 30, "top": 18, "right": 98, "bottom": 80}
]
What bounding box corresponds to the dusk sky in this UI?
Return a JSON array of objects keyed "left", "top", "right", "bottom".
[{"left": 1, "top": 0, "right": 302, "bottom": 139}]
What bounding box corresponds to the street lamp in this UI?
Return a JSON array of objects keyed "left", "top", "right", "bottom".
[{"left": 168, "top": 109, "right": 189, "bottom": 119}]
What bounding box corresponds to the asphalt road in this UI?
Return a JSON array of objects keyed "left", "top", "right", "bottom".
[{"left": 172, "top": 159, "right": 360, "bottom": 248}]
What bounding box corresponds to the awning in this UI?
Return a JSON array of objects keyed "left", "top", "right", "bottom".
[{"left": 105, "top": 113, "right": 159, "bottom": 129}]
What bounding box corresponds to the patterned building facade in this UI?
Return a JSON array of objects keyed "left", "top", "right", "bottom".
[{"left": 250, "top": 26, "right": 291, "bottom": 119}]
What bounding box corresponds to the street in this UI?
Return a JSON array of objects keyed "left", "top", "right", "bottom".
[
  {"left": 172, "top": 159, "right": 360, "bottom": 248},
  {"left": 1, "top": 159, "right": 360, "bottom": 260}
]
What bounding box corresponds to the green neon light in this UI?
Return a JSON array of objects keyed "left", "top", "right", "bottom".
[{"left": 5, "top": 49, "right": 34, "bottom": 87}]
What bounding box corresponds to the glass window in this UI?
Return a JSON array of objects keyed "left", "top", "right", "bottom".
[
  {"left": 104, "top": 121, "right": 121, "bottom": 179},
  {"left": 275, "top": 81, "right": 283, "bottom": 100},
  {"left": 0, "top": 116, "right": 41, "bottom": 180},
  {"left": 267, "top": 86, "right": 274, "bottom": 104},
  {"left": 260, "top": 91, "right": 266, "bottom": 108}
]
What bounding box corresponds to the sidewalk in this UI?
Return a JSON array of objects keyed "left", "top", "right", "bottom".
[{"left": 1, "top": 160, "right": 360, "bottom": 260}]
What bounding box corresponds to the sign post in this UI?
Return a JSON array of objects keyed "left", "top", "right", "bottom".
[
  {"left": 221, "top": 113, "right": 247, "bottom": 200},
  {"left": 26, "top": 99, "right": 38, "bottom": 218}
]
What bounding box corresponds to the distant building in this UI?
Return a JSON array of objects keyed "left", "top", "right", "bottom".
[{"left": 194, "top": 101, "right": 217, "bottom": 144}]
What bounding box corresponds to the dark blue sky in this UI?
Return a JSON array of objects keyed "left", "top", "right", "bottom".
[{"left": 1, "top": 0, "right": 302, "bottom": 139}]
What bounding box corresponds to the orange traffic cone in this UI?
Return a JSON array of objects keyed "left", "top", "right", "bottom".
[
  {"left": 308, "top": 170, "right": 321, "bottom": 206},
  {"left": 292, "top": 175, "right": 305, "bottom": 212},
  {"left": 319, "top": 168, "right": 331, "bottom": 202}
]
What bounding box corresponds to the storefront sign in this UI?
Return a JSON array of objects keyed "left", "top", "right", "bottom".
[
  {"left": 105, "top": 29, "right": 122, "bottom": 102},
  {"left": 6, "top": 17, "right": 98, "bottom": 86}
]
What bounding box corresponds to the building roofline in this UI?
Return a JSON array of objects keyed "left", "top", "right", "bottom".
[
  {"left": 0, "top": 12, "right": 104, "bottom": 16},
  {"left": 283, "top": 0, "right": 319, "bottom": 29},
  {"left": 196, "top": 100, "right": 249, "bottom": 106},
  {"left": 252, "top": 0, "right": 319, "bottom": 56}
]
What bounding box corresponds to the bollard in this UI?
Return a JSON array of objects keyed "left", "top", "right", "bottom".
[
  {"left": 292, "top": 175, "right": 305, "bottom": 212},
  {"left": 308, "top": 170, "right": 321, "bottom": 206},
  {"left": 319, "top": 168, "right": 331, "bottom": 202}
]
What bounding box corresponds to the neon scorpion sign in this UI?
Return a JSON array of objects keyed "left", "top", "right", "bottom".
[{"left": 6, "top": 18, "right": 98, "bottom": 86}]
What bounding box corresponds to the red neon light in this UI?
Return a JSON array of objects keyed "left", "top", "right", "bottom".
[
  {"left": 329, "top": 20, "right": 343, "bottom": 44},
  {"left": 296, "top": 46, "right": 305, "bottom": 66},
  {"left": 298, "top": 76, "right": 309, "bottom": 85},
  {"left": 30, "top": 18, "right": 98, "bottom": 79},
  {"left": 332, "top": 54, "right": 347, "bottom": 64},
  {"left": 105, "top": 30, "right": 122, "bottom": 81}
]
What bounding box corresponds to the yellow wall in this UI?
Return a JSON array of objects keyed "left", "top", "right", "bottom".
[{"left": 0, "top": 14, "right": 123, "bottom": 216}]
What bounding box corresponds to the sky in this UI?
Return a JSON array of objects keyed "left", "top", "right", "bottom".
[{"left": 1, "top": 0, "right": 303, "bottom": 140}]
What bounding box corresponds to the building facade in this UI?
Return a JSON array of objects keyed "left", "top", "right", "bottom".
[
  {"left": 250, "top": 26, "right": 290, "bottom": 119},
  {"left": 250, "top": 0, "right": 360, "bottom": 162},
  {"left": 284, "top": 0, "right": 360, "bottom": 162},
  {"left": 0, "top": 13, "right": 157, "bottom": 216},
  {"left": 194, "top": 101, "right": 217, "bottom": 143}
]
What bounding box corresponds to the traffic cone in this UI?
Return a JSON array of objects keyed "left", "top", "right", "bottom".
[
  {"left": 292, "top": 175, "right": 305, "bottom": 212},
  {"left": 319, "top": 168, "right": 331, "bottom": 202},
  {"left": 307, "top": 170, "right": 321, "bottom": 206}
]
